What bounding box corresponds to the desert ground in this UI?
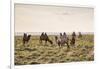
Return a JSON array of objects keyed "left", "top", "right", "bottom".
[{"left": 14, "top": 34, "right": 94, "bottom": 65}]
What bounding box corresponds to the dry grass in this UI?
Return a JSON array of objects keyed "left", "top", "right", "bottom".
[{"left": 14, "top": 34, "right": 94, "bottom": 65}]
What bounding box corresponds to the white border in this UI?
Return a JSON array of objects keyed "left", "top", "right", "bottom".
[
  {"left": 14, "top": 0, "right": 94, "bottom": 8},
  {"left": 11, "top": 0, "right": 96, "bottom": 69},
  {"left": 11, "top": 0, "right": 14, "bottom": 69}
]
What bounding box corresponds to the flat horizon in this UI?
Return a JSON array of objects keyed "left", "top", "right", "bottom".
[{"left": 15, "top": 32, "right": 94, "bottom": 36}]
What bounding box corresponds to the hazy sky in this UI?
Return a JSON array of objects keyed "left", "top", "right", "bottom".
[{"left": 15, "top": 4, "right": 94, "bottom": 33}]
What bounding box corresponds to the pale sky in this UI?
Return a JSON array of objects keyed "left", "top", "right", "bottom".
[{"left": 15, "top": 4, "right": 94, "bottom": 33}]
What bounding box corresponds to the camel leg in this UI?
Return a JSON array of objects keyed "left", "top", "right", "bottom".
[
  {"left": 39, "top": 40, "right": 42, "bottom": 44},
  {"left": 45, "top": 40, "right": 47, "bottom": 45},
  {"left": 58, "top": 43, "right": 60, "bottom": 47},
  {"left": 23, "top": 40, "right": 25, "bottom": 46},
  {"left": 65, "top": 41, "right": 69, "bottom": 48}
]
